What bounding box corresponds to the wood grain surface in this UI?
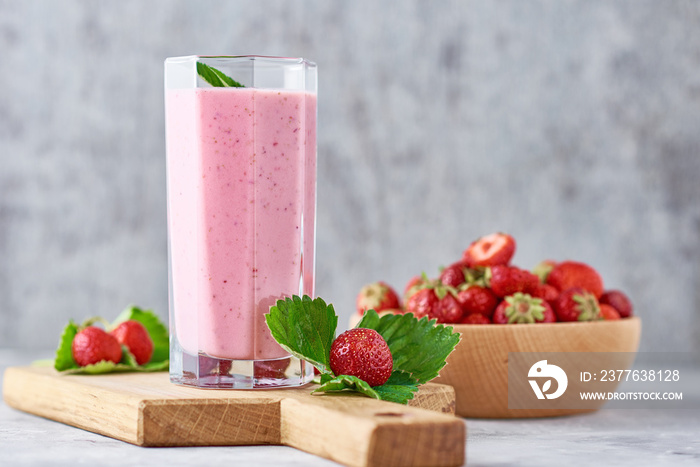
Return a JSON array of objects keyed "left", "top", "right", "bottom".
[{"left": 3, "top": 366, "right": 465, "bottom": 467}]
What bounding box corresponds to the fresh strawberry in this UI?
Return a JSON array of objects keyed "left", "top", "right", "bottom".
[
  {"left": 404, "top": 275, "right": 428, "bottom": 301},
  {"left": 456, "top": 285, "right": 498, "bottom": 317},
  {"left": 439, "top": 261, "right": 468, "bottom": 288},
  {"left": 546, "top": 261, "right": 604, "bottom": 298},
  {"left": 329, "top": 328, "right": 393, "bottom": 387},
  {"left": 532, "top": 259, "right": 557, "bottom": 283},
  {"left": 463, "top": 232, "right": 516, "bottom": 267},
  {"left": 432, "top": 293, "right": 464, "bottom": 323},
  {"left": 460, "top": 313, "right": 491, "bottom": 324},
  {"left": 463, "top": 266, "right": 491, "bottom": 287},
  {"left": 489, "top": 265, "right": 539, "bottom": 298},
  {"left": 405, "top": 288, "right": 439, "bottom": 319},
  {"left": 111, "top": 320, "right": 154, "bottom": 365},
  {"left": 72, "top": 326, "right": 122, "bottom": 367},
  {"left": 492, "top": 293, "right": 556, "bottom": 324},
  {"left": 599, "top": 304, "right": 621, "bottom": 320},
  {"left": 599, "top": 290, "right": 633, "bottom": 318},
  {"left": 530, "top": 282, "right": 559, "bottom": 304},
  {"left": 553, "top": 287, "right": 601, "bottom": 322},
  {"left": 356, "top": 281, "right": 400, "bottom": 316}
]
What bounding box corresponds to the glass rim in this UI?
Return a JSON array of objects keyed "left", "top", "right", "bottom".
[{"left": 165, "top": 55, "right": 316, "bottom": 67}]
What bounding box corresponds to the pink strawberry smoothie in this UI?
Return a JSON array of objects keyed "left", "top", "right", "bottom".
[{"left": 166, "top": 87, "right": 316, "bottom": 360}]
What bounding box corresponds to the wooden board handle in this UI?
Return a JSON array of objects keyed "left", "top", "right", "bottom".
[{"left": 280, "top": 393, "right": 465, "bottom": 467}]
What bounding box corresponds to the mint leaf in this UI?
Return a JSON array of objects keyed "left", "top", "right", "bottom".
[
  {"left": 313, "top": 374, "right": 380, "bottom": 400},
  {"left": 356, "top": 310, "right": 461, "bottom": 384},
  {"left": 265, "top": 295, "right": 337, "bottom": 374},
  {"left": 54, "top": 321, "right": 80, "bottom": 371},
  {"left": 113, "top": 306, "right": 169, "bottom": 364},
  {"left": 373, "top": 370, "right": 419, "bottom": 404},
  {"left": 197, "top": 62, "right": 244, "bottom": 88}
]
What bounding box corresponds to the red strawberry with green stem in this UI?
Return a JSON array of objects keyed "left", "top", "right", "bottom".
[
  {"left": 329, "top": 328, "right": 393, "bottom": 387},
  {"left": 456, "top": 285, "right": 498, "bottom": 318},
  {"left": 432, "top": 293, "right": 464, "bottom": 323},
  {"left": 439, "top": 261, "right": 468, "bottom": 288},
  {"left": 532, "top": 259, "right": 557, "bottom": 283},
  {"left": 553, "top": 287, "right": 601, "bottom": 322},
  {"left": 492, "top": 292, "right": 556, "bottom": 324},
  {"left": 111, "top": 320, "right": 154, "bottom": 365},
  {"left": 488, "top": 265, "right": 539, "bottom": 298},
  {"left": 405, "top": 277, "right": 463, "bottom": 323},
  {"left": 463, "top": 232, "right": 516, "bottom": 267},
  {"left": 599, "top": 304, "right": 621, "bottom": 320},
  {"left": 72, "top": 326, "right": 123, "bottom": 367},
  {"left": 546, "top": 261, "right": 604, "bottom": 299},
  {"left": 404, "top": 275, "right": 428, "bottom": 301},
  {"left": 405, "top": 288, "right": 439, "bottom": 319},
  {"left": 356, "top": 281, "right": 400, "bottom": 316},
  {"left": 530, "top": 282, "right": 559, "bottom": 304},
  {"left": 599, "top": 290, "right": 633, "bottom": 318}
]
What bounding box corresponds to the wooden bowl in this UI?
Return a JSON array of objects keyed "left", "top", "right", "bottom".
[{"left": 433, "top": 317, "right": 642, "bottom": 418}]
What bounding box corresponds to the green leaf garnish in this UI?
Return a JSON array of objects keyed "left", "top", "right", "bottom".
[
  {"left": 356, "top": 310, "right": 461, "bottom": 384},
  {"left": 120, "top": 345, "right": 139, "bottom": 367},
  {"left": 113, "top": 306, "right": 169, "bottom": 364},
  {"left": 313, "top": 374, "right": 380, "bottom": 400},
  {"left": 196, "top": 62, "right": 245, "bottom": 88},
  {"left": 54, "top": 320, "right": 80, "bottom": 371},
  {"left": 52, "top": 306, "right": 169, "bottom": 374},
  {"left": 60, "top": 359, "right": 170, "bottom": 375},
  {"left": 266, "top": 296, "right": 337, "bottom": 375},
  {"left": 265, "top": 295, "right": 461, "bottom": 405},
  {"left": 373, "top": 370, "right": 420, "bottom": 404}
]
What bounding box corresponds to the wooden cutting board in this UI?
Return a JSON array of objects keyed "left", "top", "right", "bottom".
[{"left": 3, "top": 366, "right": 465, "bottom": 467}]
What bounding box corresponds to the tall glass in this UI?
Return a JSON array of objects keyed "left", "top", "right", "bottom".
[{"left": 164, "top": 56, "right": 317, "bottom": 388}]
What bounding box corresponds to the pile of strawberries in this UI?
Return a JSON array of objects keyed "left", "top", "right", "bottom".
[
  {"left": 72, "top": 320, "right": 154, "bottom": 366},
  {"left": 355, "top": 232, "right": 634, "bottom": 325}
]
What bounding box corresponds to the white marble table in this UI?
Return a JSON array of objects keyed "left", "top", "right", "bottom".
[{"left": 2, "top": 349, "right": 699, "bottom": 466}]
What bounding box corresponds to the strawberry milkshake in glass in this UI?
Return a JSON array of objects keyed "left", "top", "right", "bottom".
[{"left": 164, "top": 56, "right": 317, "bottom": 388}]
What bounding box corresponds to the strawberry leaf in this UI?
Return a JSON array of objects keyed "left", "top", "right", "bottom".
[
  {"left": 54, "top": 320, "right": 80, "bottom": 371},
  {"left": 113, "top": 306, "right": 169, "bottom": 364},
  {"left": 61, "top": 359, "right": 170, "bottom": 375},
  {"left": 356, "top": 310, "right": 461, "bottom": 384},
  {"left": 373, "top": 370, "right": 419, "bottom": 404},
  {"left": 119, "top": 345, "right": 139, "bottom": 367},
  {"left": 265, "top": 295, "right": 337, "bottom": 375},
  {"left": 313, "top": 371, "right": 419, "bottom": 405},
  {"left": 313, "top": 374, "right": 380, "bottom": 400}
]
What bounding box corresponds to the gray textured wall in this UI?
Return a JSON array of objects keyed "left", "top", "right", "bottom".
[{"left": 1, "top": 0, "right": 699, "bottom": 355}]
